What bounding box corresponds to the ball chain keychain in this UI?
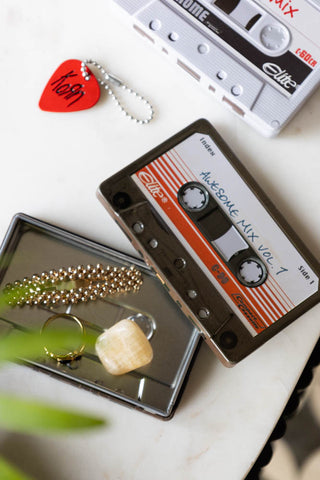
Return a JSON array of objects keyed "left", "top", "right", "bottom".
[{"left": 39, "top": 59, "right": 154, "bottom": 124}]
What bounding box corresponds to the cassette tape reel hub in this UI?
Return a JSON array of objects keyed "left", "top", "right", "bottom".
[
  {"left": 260, "top": 25, "right": 290, "bottom": 52},
  {"left": 178, "top": 182, "right": 209, "bottom": 211},
  {"left": 237, "top": 258, "right": 267, "bottom": 288},
  {"left": 98, "top": 120, "right": 320, "bottom": 365}
]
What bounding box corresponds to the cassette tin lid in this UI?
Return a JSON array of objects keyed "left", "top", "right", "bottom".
[
  {"left": 98, "top": 119, "right": 320, "bottom": 366},
  {"left": 112, "top": 0, "right": 320, "bottom": 136}
]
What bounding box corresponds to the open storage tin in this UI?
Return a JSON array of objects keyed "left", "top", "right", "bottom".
[{"left": 0, "top": 214, "right": 200, "bottom": 419}]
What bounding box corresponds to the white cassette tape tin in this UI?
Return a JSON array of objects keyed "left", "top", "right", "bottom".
[{"left": 112, "top": 0, "right": 320, "bottom": 136}]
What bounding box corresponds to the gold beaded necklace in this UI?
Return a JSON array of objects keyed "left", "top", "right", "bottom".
[{"left": 4, "top": 263, "right": 143, "bottom": 307}]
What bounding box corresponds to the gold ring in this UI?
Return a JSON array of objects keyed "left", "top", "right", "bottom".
[{"left": 41, "top": 313, "right": 86, "bottom": 362}]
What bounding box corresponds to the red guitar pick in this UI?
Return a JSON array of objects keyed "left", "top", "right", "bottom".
[{"left": 39, "top": 59, "right": 100, "bottom": 112}]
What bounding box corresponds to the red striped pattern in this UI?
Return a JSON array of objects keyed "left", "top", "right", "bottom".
[{"left": 132, "top": 148, "right": 295, "bottom": 335}]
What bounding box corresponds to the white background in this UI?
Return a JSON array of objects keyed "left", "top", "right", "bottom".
[{"left": 1, "top": 1, "right": 320, "bottom": 479}]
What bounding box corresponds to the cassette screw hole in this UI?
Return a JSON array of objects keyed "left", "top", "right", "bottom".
[
  {"left": 149, "top": 238, "right": 158, "bottom": 249},
  {"left": 112, "top": 192, "right": 131, "bottom": 210},
  {"left": 187, "top": 290, "right": 198, "bottom": 300},
  {"left": 133, "top": 222, "right": 144, "bottom": 234},
  {"left": 198, "top": 43, "right": 209, "bottom": 54},
  {"left": 174, "top": 258, "right": 186, "bottom": 270},
  {"left": 217, "top": 70, "right": 227, "bottom": 81},
  {"left": 149, "top": 19, "right": 161, "bottom": 31},
  {"left": 168, "top": 32, "right": 179, "bottom": 42},
  {"left": 231, "top": 85, "right": 243, "bottom": 97},
  {"left": 220, "top": 331, "right": 238, "bottom": 350},
  {"left": 198, "top": 308, "right": 210, "bottom": 319}
]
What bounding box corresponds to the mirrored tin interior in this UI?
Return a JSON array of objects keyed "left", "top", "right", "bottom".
[{"left": 0, "top": 214, "right": 200, "bottom": 418}]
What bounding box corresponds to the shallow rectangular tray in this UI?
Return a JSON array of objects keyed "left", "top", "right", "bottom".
[{"left": 0, "top": 214, "right": 200, "bottom": 419}]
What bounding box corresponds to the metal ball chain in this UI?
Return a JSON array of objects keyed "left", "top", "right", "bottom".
[
  {"left": 4, "top": 264, "right": 143, "bottom": 307},
  {"left": 80, "top": 59, "right": 154, "bottom": 125}
]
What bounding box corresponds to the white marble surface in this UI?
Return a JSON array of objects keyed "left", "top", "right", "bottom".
[{"left": 1, "top": 1, "right": 320, "bottom": 479}]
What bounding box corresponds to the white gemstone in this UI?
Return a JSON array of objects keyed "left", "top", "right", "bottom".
[{"left": 95, "top": 319, "right": 153, "bottom": 375}]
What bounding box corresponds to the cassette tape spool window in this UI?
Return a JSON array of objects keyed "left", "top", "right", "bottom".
[
  {"left": 210, "top": 0, "right": 291, "bottom": 54},
  {"left": 177, "top": 182, "right": 268, "bottom": 288},
  {"left": 213, "top": 0, "right": 262, "bottom": 30}
]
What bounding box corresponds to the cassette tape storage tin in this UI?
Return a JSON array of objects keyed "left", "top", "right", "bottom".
[
  {"left": 112, "top": 0, "right": 320, "bottom": 136},
  {"left": 0, "top": 214, "right": 200, "bottom": 419},
  {"left": 98, "top": 119, "right": 320, "bottom": 366}
]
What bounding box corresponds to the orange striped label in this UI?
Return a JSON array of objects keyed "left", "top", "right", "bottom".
[
  {"left": 131, "top": 134, "right": 318, "bottom": 336},
  {"left": 133, "top": 162, "right": 285, "bottom": 335}
]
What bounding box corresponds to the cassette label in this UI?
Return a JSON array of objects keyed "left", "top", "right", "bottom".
[
  {"left": 98, "top": 120, "right": 320, "bottom": 365},
  {"left": 132, "top": 132, "right": 318, "bottom": 335}
]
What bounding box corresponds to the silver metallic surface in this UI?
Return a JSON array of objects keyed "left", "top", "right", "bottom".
[{"left": 0, "top": 214, "right": 199, "bottom": 418}]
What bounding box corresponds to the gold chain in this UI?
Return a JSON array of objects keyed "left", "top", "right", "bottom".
[{"left": 4, "top": 263, "right": 143, "bottom": 307}]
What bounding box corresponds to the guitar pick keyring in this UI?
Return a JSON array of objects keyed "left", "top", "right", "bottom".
[{"left": 39, "top": 59, "right": 154, "bottom": 124}]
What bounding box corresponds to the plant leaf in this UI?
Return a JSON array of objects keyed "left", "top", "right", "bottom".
[
  {"left": 0, "top": 291, "right": 11, "bottom": 313},
  {"left": 0, "top": 456, "right": 33, "bottom": 480},
  {"left": 0, "top": 280, "right": 76, "bottom": 309},
  {"left": 0, "top": 394, "right": 105, "bottom": 434},
  {"left": 0, "top": 329, "right": 96, "bottom": 364}
]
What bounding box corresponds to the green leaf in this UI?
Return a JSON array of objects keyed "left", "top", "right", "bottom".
[
  {"left": 0, "top": 280, "right": 76, "bottom": 309},
  {"left": 0, "top": 456, "right": 33, "bottom": 480},
  {"left": 0, "top": 291, "right": 11, "bottom": 313},
  {"left": 0, "top": 329, "right": 96, "bottom": 364},
  {"left": 0, "top": 394, "right": 105, "bottom": 434}
]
